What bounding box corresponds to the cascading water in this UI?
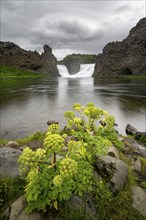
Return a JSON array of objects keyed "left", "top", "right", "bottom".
[{"left": 57, "top": 64, "right": 95, "bottom": 78}]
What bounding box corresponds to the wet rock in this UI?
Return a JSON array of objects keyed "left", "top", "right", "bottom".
[
  {"left": 125, "top": 124, "right": 138, "bottom": 135},
  {"left": 97, "top": 155, "right": 128, "bottom": 193},
  {"left": 0, "top": 147, "right": 21, "bottom": 178},
  {"left": 47, "top": 120, "right": 59, "bottom": 125},
  {"left": 131, "top": 186, "right": 146, "bottom": 217}
]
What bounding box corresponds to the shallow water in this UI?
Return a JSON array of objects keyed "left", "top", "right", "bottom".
[{"left": 0, "top": 77, "right": 146, "bottom": 139}]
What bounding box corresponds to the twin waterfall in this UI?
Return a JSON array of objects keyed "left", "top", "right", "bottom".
[{"left": 57, "top": 64, "right": 95, "bottom": 78}]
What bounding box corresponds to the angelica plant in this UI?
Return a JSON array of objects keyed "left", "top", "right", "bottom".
[{"left": 18, "top": 102, "right": 122, "bottom": 213}]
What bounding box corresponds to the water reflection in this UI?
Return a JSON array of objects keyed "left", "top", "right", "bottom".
[{"left": 0, "top": 77, "right": 146, "bottom": 139}]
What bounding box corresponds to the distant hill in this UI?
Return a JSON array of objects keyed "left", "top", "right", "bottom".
[
  {"left": 59, "top": 54, "right": 97, "bottom": 75},
  {"left": 0, "top": 42, "right": 60, "bottom": 77},
  {"left": 93, "top": 17, "right": 146, "bottom": 77}
]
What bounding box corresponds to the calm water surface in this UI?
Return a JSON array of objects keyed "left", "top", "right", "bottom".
[{"left": 0, "top": 77, "right": 146, "bottom": 139}]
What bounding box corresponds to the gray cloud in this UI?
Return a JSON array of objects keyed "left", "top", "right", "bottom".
[{"left": 1, "top": 0, "right": 145, "bottom": 60}]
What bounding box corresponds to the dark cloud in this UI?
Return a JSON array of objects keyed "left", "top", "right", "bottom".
[{"left": 1, "top": 0, "right": 145, "bottom": 60}]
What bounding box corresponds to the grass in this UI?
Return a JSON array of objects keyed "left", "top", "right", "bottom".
[
  {"left": 0, "top": 177, "right": 25, "bottom": 219},
  {"left": 16, "top": 131, "right": 45, "bottom": 146},
  {"left": 0, "top": 131, "right": 45, "bottom": 147},
  {"left": 0, "top": 139, "right": 9, "bottom": 146},
  {"left": 92, "top": 168, "right": 144, "bottom": 220},
  {"left": 122, "top": 75, "right": 146, "bottom": 79},
  {"left": 0, "top": 65, "right": 48, "bottom": 79}
]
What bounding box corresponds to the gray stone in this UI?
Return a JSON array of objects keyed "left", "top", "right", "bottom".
[
  {"left": 9, "top": 195, "right": 63, "bottom": 220},
  {"left": 9, "top": 195, "right": 45, "bottom": 220},
  {"left": 131, "top": 158, "right": 141, "bottom": 172},
  {"left": 68, "top": 194, "right": 98, "bottom": 220},
  {"left": 0, "top": 147, "right": 21, "bottom": 178},
  {"left": 131, "top": 186, "right": 146, "bottom": 217},
  {"left": 99, "top": 155, "right": 128, "bottom": 193},
  {"left": 5, "top": 141, "right": 19, "bottom": 148},
  {"left": 107, "top": 146, "right": 119, "bottom": 159}
]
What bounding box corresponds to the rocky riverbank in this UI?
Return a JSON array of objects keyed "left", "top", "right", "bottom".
[{"left": 0, "top": 123, "right": 146, "bottom": 220}]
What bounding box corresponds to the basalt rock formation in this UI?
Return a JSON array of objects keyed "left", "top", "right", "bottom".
[
  {"left": 93, "top": 18, "right": 146, "bottom": 77},
  {"left": 59, "top": 54, "right": 97, "bottom": 75},
  {"left": 0, "top": 42, "right": 60, "bottom": 76}
]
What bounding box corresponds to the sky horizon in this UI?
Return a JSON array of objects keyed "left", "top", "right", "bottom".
[{"left": 1, "top": 0, "right": 145, "bottom": 60}]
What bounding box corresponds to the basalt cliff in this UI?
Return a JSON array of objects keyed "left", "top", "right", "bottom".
[
  {"left": 0, "top": 42, "right": 60, "bottom": 76},
  {"left": 59, "top": 54, "right": 97, "bottom": 75},
  {"left": 93, "top": 18, "right": 146, "bottom": 77}
]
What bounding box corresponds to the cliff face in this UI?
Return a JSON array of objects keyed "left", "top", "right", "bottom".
[
  {"left": 60, "top": 54, "right": 97, "bottom": 75},
  {"left": 0, "top": 42, "right": 60, "bottom": 76},
  {"left": 93, "top": 18, "right": 146, "bottom": 77}
]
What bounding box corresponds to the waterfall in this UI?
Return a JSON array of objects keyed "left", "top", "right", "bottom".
[{"left": 57, "top": 64, "right": 95, "bottom": 78}]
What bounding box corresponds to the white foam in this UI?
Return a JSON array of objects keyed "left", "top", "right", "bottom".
[{"left": 57, "top": 64, "right": 95, "bottom": 78}]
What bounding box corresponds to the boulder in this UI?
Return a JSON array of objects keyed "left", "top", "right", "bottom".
[
  {"left": 93, "top": 18, "right": 146, "bottom": 77},
  {"left": 5, "top": 141, "right": 19, "bottom": 148},
  {"left": 97, "top": 155, "right": 128, "bottom": 193},
  {"left": 107, "top": 146, "right": 119, "bottom": 159},
  {"left": 9, "top": 195, "right": 47, "bottom": 220},
  {"left": 0, "top": 147, "right": 21, "bottom": 178},
  {"left": 125, "top": 124, "right": 138, "bottom": 135},
  {"left": 131, "top": 186, "right": 146, "bottom": 217}
]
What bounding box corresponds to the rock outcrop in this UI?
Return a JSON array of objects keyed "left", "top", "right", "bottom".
[
  {"left": 0, "top": 147, "right": 21, "bottom": 178},
  {"left": 93, "top": 18, "right": 146, "bottom": 77},
  {"left": 0, "top": 42, "right": 60, "bottom": 76},
  {"left": 59, "top": 54, "right": 97, "bottom": 75}
]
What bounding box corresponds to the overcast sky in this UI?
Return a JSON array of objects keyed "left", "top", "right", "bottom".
[{"left": 1, "top": 0, "right": 145, "bottom": 60}]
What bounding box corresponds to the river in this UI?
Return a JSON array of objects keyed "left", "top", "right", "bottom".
[{"left": 0, "top": 77, "right": 146, "bottom": 139}]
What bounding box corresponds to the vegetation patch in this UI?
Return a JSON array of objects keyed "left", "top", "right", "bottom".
[
  {"left": 0, "top": 177, "right": 25, "bottom": 217},
  {"left": 0, "top": 65, "right": 48, "bottom": 79}
]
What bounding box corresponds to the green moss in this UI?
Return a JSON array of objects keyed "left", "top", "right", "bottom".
[
  {"left": 17, "top": 131, "right": 45, "bottom": 145},
  {"left": 0, "top": 139, "right": 8, "bottom": 146},
  {"left": 119, "top": 152, "right": 131, "bottom": 166},
  {"left": 0, "top": 65, "right": 48, "bottom": 79},
  {"left": 0, "top": 131, "right": 45, "bottom": 148},
  {"left": 139, "top": 157, "right": 146, "bottom": 174}
]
